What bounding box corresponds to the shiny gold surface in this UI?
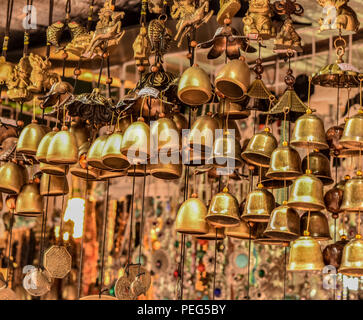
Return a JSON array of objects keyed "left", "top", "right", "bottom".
[
  {"left": 264, "top": 205, "right": 300, "bottom": 241},
  {"left": 339, "top": 236, "right": 363, "bottom": 277},
  {"left": 46, "top": 129, "right": 78, "bottom": 165},
  {"left": 0, "top": 162, "right": 26, "bottom": 195},
  {"left": 291, "top": 113, "right": 329, "bottom": 150},
  {"left": 15, "top": 183, "right": 43, "bottom": 217},
  {"left": 39, "top": 162, "right": 68, "bottom": 176},
  {"left": 87, "top": 135, "right": 110, "bottom": 170},
  {"left": 177, "top": 65, "right": 212, "bottom": 106},
  {"left": 341, "top": 175, "right": 363, "bottom": 212},
  {"left": 70, "top": 162, "right": 99, "bottom": 180},
  {"left": 226, "top": 220, "right": 257, "bottom": 240},
  {"left": 242, "top": 187, "right": 275, "bottom": 222},
  {"left": 287, "top": 235, "right": 325, "bottom": 272},
  {"left": 150, "top": 162, "right": 182, "bottom": 180},
  {"left": 340, "top": 112, "right": 363, "bottom": 149},
  {"left": 150, "top": 117, "right": 180, "bottom": 156},
  {"left": 43, "top": 245, "right": 72, "bottom": 279},
  {"left": 217, "top": 98, "right": 250, "bottom": 119},
  {"left": 287, "top": 174, "right": 325, "bottom": 211},
  {"left": 266, "top": 144, "right": 302, "bottom": 180},
  {"left": 301, "top": 151, "right": 334, "bottom": 186},
  {"left": 36, "top": 130, "right": 57, "bottom": 163},
  {"left": 101, "top": 131, "right": 130, "bottom": 170},
  {"left": 17, "top": 122, "right": 46, "bottom": 156},
  {"left": 69, "top": 122, "right": 89, "bottom": 149},
  {"left": 215, "top": 58, "right": 250, "bottom": 100},
  {"left": 195, "top": 226, "right": 225, "bottom": 240},
  {"left": 98, "top": 170, "right": 127, "bottom": 180},
  {"left": 127, "top": 164, "right": 151, "bottom": 177},
  {"left": 247, "top": 79, "right": 274, "bottom": 100},
  {"left": 254, "top": 222, "right": 289, "bottom": 246},
  {"left": 300, "top": 211, "right": 331, "bottom": 241},
  {"left": 175, "top": 196, "right": 208, "bottom": 235},
  {"left": 40, "top": 173, "right": 69, "bottom": 196}
]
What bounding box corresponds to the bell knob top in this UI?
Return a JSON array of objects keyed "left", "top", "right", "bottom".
[
  {"left": 306, "top": 108, "right": 312, "bottom": 114},
  {"left": 31, "top": 119, "right": 38, "bottom": 124},
  {"left": 222, "top": 187, "right": 229, "bottom": 193},
  {"left": 191, "top": 193, "right": 198, "bottom": 198},
  {"left": 303, "top": 230, "right": 310, "bottom": 236},
  {"left": 61, "top": 125, "right": 68, "bottom": 131},
  {"left": 52, "top": 127, "right": 59, "bottom": 132},
  {"left": 137, "top": 117, "right": 145, "bottom": 122}
]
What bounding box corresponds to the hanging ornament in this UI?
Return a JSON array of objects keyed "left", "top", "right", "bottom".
[
  {"left": 23, "top": 268, "right": 53, "bottom": 297},
  {"left": 43, "top": 245, "right": 72, "bottom": 279}
]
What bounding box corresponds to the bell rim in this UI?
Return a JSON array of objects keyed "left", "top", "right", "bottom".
[
  {"left": 15, "top": 212, "right": 42, "bottom": 217},
  {"left": 177, "top": 87, "right": 211, "bottom": 106},
  {"left": 339, "top": 140, "right": 363, "bottom": 149},
  {"left": 40, "top": 168, "right": 68, "bottom": 176},
  {"left": 15, "top": 148, "right": 37, "bottom": 156},
  {"left": 176, "top": 229, "right": 208, "bottom": 235},
  {"left": 287, "top": 202, "right": 325, "bottom": 211},
  {"left": 205, "top": 216, "right": 241, "bottom": 228},
  {"left": 225, "top": 231, "right": 256, "bottom": 240},
  {"left": 338, "top": 268, "right": 363, "bottom": 277},
  {"left": 254, "top": 238, "right": 289, "bottom": 246},
  {"left": 150, "top": 170, "right": 181, "bottom": 180},
  {"left": 241, "top": 215, "right": 271, "bottom": 223},
  {"left": 0, "top": 187, "right": 19, "bottom": 195},
  {"left": 265, "top": 171, "right": 302, "bottom": 180},
  {"left": 101, "top": 155, "right": 131, "bottom": 171},
  {"left": 263, "top": 230, "right": 300, "bottom": 241},
  {"left": 70, "top": 168, "right": 98, "bottom": 180},
  {"left": 86, "top": 159, "right": 110, "bottom": 170},
  {"left": 40, "top": 191, "right": 68, "bottom": 197},
  {"left": 241, "top": 152, "right": 271, "bottom": 167},
  {"left": 290, "top": 140, "right": 329, "bottom": 150},
  {"left": 195, "top": 232, "right": 226, "bottom": 240},
  {"left": 215, "top": 78, "right": 247, "bottom": 100},
  {"left": 260, "top": 179, "right": 293, "bottom": 189},
  {"left": 46, "top": 158, "right": 78, "bottom": 165}
]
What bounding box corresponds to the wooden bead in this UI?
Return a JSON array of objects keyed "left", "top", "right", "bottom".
[
  {"left": 61, "top": 52, "right": 68, "bottom": 60},
  {"left": 106, "top": 77, "right": 113, "bottom": 85},
  {"left": 151, "top": 65, "right": 159, "bottom": 73},
  {"left": 190, "top": 40, "right": 198, "bottom": 48},
  {"left": 186, "top": 53, "right": 192, "bottom": 59},
  {"left": 102, "top": 52, "right": 109, "bottom": 59},
  {"left": 224, "top": 18, "right": 231, "bottom": 25},
  {"left": 137, "top": 65, "right": 146, "bottom": 73},
  {"left": 17, "top": 120, "right": 24, "bottom": 127},
  {"left": 74, "top": 68, "right": 81, "bottom": 76}
]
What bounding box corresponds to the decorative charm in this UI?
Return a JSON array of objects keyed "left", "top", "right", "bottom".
[
  {"left": 148, "top": 18, "right": 173, "bottom": 57},
  {"left": 0, "top": 56, "right": 13, "bottom": 85},
  {"left": 217, "top": 0, "right": 241, "bottom": 25},
  {"left": 133, "top": 25, "right": 151, "bottom": 68},
  {"left": 23, "top": 268, "right": 52, "bottom": 297},
  {"left": 43, "top": 245, "right": 72, "bottom": 279}
]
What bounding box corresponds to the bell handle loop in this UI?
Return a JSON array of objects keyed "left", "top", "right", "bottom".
[{"left": 334, "top": 36, "right": 346, "bottom": 52}]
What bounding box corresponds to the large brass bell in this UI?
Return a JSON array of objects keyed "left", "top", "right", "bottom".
[
  {"left": 40, "top": 174, "right": 69, "bottom": 197},
  {"left": 175, "top": 194, "right": 208, "bottom": 235},
  {"left": 195, "top": 226, "right": 225, "bottom": 240},
  {"left": 101, "top": 130, "right": 130, "bottom": 170},
  {"left": 39, "top": 162, "right": 68, "bottom": 176},
  {"left": 225, "top": 220, "right": 257, "bottom": 240},
  {"left": 218, "top": 97, "right": 250, "bottom": 120},
  {"left": 340, "top": 174, "right": 363, "bottom": 212},
  {"left": 263, "top": 204, "right": 300, "bottom": 241},
  {"left": 16, "top": 120, "right": 46, "bottom": 156},
  {"left": 254, "top": 223, "right": 290, "bottom": 246},
  {"left": 291, "top": 111, "right": 329, "bottom": 150},
  {"left": 340, "top": 111, "right": 363, "bottom": 149},
  {"left": 266, "top": 142, "right": 302, "bottom": 180},
  {"left": 339, "top": 235, "right": 363, "bottom": 277},
  {"left": 0, "top": 162, "right": 26, "bottom": 194},
  {"left": 205, "top": 187, "right": 241, "bottom": 228},
  {"left": 46, "top": 127, "right": 78, "bottom": 165},
  {"left": 15, "top": 182, "right": 43, "bottom": 217},
  {"left": 177, "top": 65, "right": 212, "bottom": 106},
  {"left": 188, "top": 113, "right": 220, "bottom": 154},
  {"left": 87, "top": 135, "right": 110, "bottom": 170},
  {"left": 287, "top": 173, "right": 325, "bottom": 211},
  {"left": 36, "top": 129, "right": 58, "bottom": 163},
  {"left": 121, "top": 118, "right": 150, "bottom": 164},
  {"left": 287, "top": 232, "right": 325, "bottom": 272},
  {"left": 300, "top": 211, "right": 331, "bottom": 241},
  {"left": 301, "top": 151, "right": 334, "bottom": 185},
  {"left": 150, "top": 161, "right": 182, "bottom": 180},
  {"left": 242, "top": 185, "right": 275, "bottom": 222},
  {"left": 241, "top": 128, "right": 277, "bottom": 167},
  {"left": 260, "top": 166, "right": 293, "bottom": 189},
  {"left": 215, "top": 57, "right": 250, "bottom": 100}
]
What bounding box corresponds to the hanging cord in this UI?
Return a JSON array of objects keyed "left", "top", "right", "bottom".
[
  {"left": 1, "top": 0, "right": 14, "bottom": 59},
  {"left": 126, "top": 166, "right": 136, "bottom": 268},
  {"left": 23, "top": 0, "right": 33, "bottom": 57},
  {"left": 98, "top": 179, "right": 110, "bottom": 298},
  {"left": 212, "top": 228, "right": 218, "bottom": 300},
  {"left": 58, "top": 173, "right": 68, "bottom": 244},
  {"left": 283, "top": 246, "right": 287, "bottom": 300},
  {"left": 5, "top": 210, "right": 14, "bottom": 288},
  {"left": 87, "top": 0, "right": 95, "bottom": 31},
  {"left": 137, "top": 164, "right": 147, "bottom": 277},
  {"left": 45, "top": 0, "right": 54, "bottom": 58},
  {"left": 246, "top": 222, "right": 252, "bottom": 299}
]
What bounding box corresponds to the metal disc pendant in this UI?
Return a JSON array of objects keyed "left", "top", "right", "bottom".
[
  {"left": 43, "top": 245, "right": 72, "bottom": 279},
  {"left": 114, "top": 276, "right": 135, "bottom": 300},
  {"left": 23, "top": 268, "right": 52, "bottom": 297}
]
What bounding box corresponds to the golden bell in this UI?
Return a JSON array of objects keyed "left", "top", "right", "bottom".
[
  {"left": 287, "top": 234, "right": 325, "bottom": 272},
  {"left": 300, "top": 211, "right": 331, "bottom": 241},
  {"left": 40, "top": 173, "right": 69, "bottom": 197},
  {"left": 69, "top": 121, "right": 89, "bottom": 148},
  {"left": 0, "top": 162, "right": 25, "bottom": 194},
  {"left": 98, "top": 170, "right": 127, "bottom": 181},
  {"left": 266, "top": 143, "right": 302, "bottom": 180},
  {"left": 206, "top": 187, "right": 241, "bottom": 228},
  {"left": 254, "top": 223, "right": 290, "bottom": 246},
  {"left": 241, "top": 186, "right": 275, "bottom": 222},
  {"left": 241, "top": 128, "right": 277, "bottom": 167},
  {"left": 36, "top": 129, "right": 58, "bottom": 163},
  {"left": 121, "top": 119, "right": 150, "bottom": 164},
  {"left": 15, "top": 182, "right": 43, "bottom": 217},
  {"left": 287, "top": 173, "right": 325, "bottom": 211},
  {"left": 195, "top": 226, "right": 225, "bottom": 240},
  {"left": 341, "top": 174, "right": 363, "bottom": 212},
  {"left": 127, "top": 164, "right": 150, "bottom": 177},
  {"left": 150, "top": 161, "right": 182, "bottom": 180},
  {"left": 150, "top": 117, "right": 180, "bottom": 156},
  {"left": 70, "top": 162, "right": 99, "bottom": 181},
  {"left": 87, "top": 135, "right": 110, "bottom": 170},
  {"left": 218, "top": 97, "right": 250, "bottom": 120},
  {"left": 46, "top": 127, "right": 78, "bottom": 165},
  {"left": 339, "top": 235, "right": 363, "bottom": 277},
  {"left": 175, "top": 194, "right": 208, "bottom": 235},
  {"left": 340, "top": 111, "right": 363, "bottom": 149},
  {"left": 177, "top": 65, "right": 212, "bottom": 106},
  {"left": 208, "top": 132, "right": 243, "bottom": 168},
  {"left": 39, "top": 162, "right": 68, "bottom": 176},
  {"left": 17, "top": 121, "right": 46, "bottom": 156},
  {"left": 215, "top": 58, "right": 250, "bottom": 100},
  {"left": 301, "top": 151, "right": 334, "bottom": 186},
  {"left": 225, "top": 220, "right": 257, "bottom": 240},
  {"left": 188, "top": 114, "right": 220, "bottom": 153},
  {"left": 259, "top": 166, "right": 293, "bottom": 189},
  {"left": 264, "top": 205, "right": 300, "bottom": 241},
  {"left": 291, "top": 112, "right": 329, "bottom": 150},
  {"left": 101, "top": 131, "right": 130, "bottom": 170}
]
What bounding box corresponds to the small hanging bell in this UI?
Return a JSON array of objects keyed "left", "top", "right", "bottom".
[
  {"left": 324, "top": 181, "right": 345, "bottom": 215},
  {"left": 218, "top": 97, "right": 250, "bottom": 120},
  {"left": 301, "top": 151, "right": 334, "bottom": 186},
  {"left": 15, "top": 182, "right": 43, "bottom": 217},
  {"left": 326, "top": 125, "right": 344, "bottom": 157},
  {"left": 195, "top": 226, "right": 225, "bottom": 240},
  {"left": 150, "top": 160, "right": 182, "bottom": 180},
  {"left": 300, "top": 211, "right": 331, "bottom": 241},
  {"left": 0, "top": 161, "right": 26, "bottom": 194},
  {"left": 39, "top": 162, "right": 69, "bottom": 176},
  {"left": 127, "top": 164, "right": 150, "bottom": 177},
  {"left": 339, "top": 234, "right": 363, "bottom": 277},
  {"left": 98, "top": 170, "right": 127, "bottom": 181},
  {"left": 175, "top": 194, "right": 209, "bottom": 235},
  {"left": 241, "top": 128, "right": 278, "bottom": 167},
  {"left": 225, "top": 220, "right": 257, "bottom": 240},
  {"left": 206, "top": 187, "right": 241, "bottom": 228},
  {"left": 340, "top": 111, "right": 363, "bottom": 149},
  {"left": 70, "top": 161, "right": 99, "bottom": 181},
  {"left": 17, "top": 120, "right": 46, "bottom": 156},
  {"left": 40, "top": 173, "right": 69, "bottom": 197},
  {"left": 247, "top": 79, "right": 274, "bottom": 100},
  {"left": 87, "top": 135, "right": 110, "bottom": 170},
  {"left": 101, "top": 130, "right": 130, "bottom": 171},
  {"left": 254, "top": 222, "right": 290, "bottom": 246},
  {"left": 340, "top": 173, "right": 363, "bottom": 212},
  {"left": 36, "top": 129, "right": 58, "bottom": 163}
]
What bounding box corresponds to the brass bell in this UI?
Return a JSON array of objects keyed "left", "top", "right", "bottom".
[
  {"left": 208, "top": 131, "right": 243, "bottom": 168},
  {"left": 69, "top": 121, "right": 89, "bottom": 148},
  {"left": 39, "top": 162, "right": 69, "bottom": 176},
  {"left": 301, "top": 151, "right": 334, "bottom": 186},
  {"left": 188, "top": 114, "right": 220, "bottom": 153},
  {"left": 177, "top": 65, "right": 212, "bottom": 106},
  {"left": 290, "top": 111, "right": 329, "bottom": 150},
  {"left": 300, "top": 211, "right": 331, "bottom": 241},
  {"left": 70, "top": 162, "right": 99, "bottom": 181},
  {"left": 287, "top": 232, "right": 325, "bottom": 272},
  {"left": 175, "top": 194, "right": 208, "bottom": 235},
  {"left": 241, "top": 128, "right": 277, "bottom": 167},
  {"left": 287, "top": 173, "right": 325, "bottom": 211},
  {"left": 225, "top": 220, "right": 257, "bottom": 240},
  {"left": 218, "top": 97, "right": 250, "bottom": 120},
  {"left": 101, "top": 130, "right": 130, "bottom": 170},
  {"left": 205, "top": 187, "right": 241, "bottom": 228},
  {"left": 36, "top": 129, "right": 58, "bottom": 163},
  {"left": 266, "top": 142, "right": 302, "bottom": 180},
  {"left": 0, "top": 162, "right": 26, "bottom": 194},
  {"left": 87, "top": 135, "right": 110, "bottom": 170},
  {"left": 339, "top": 235, "right": 363, "bottom": 277},
  {"left": 127, "top": 164, "right": 150, "bottom": 177},
  {"left": 121, "top": 118, "right": 150, "bottom": 164},
  {"left": 254, "top": 223, "right": 290, "bottom": 246},
  {"left": 241, "top": 185, "right": 275, "bottom": 222},
  {"left": 15, "top": 182, "right": 43, "bottom": 217},
  {"left": 215, "top": 58, "right": 250, "bottom": 100},
  {"left": 182, "top": 147, "right": 206, "bottom": 167},
  {"left": 260, "top": 166, "right": 293, "bottom": 189},
  {"left": 263, "top": 204, "right": 300, "bottom": 241},
  {"left": 98, "top": 170, "right": 127, "bottom": 181},
  {"left": 46, "top": 127, "right": 78, "bottom": 165},
  {"left": 340, "top": 111, "right": 363, "bottom": 149},
  {"left": 340, "top": 174, "right": 363, "bottom": 212},
  {"left": 195, "top": 226, "right": 225, "bottom": 240},
  {"left": 16, "top": 120, "right": 46, "bottom": 156},
  {"left": 40, "top": 174, "right": 69, "bottom": 197},
  {"left": 150, "top": 161, "right": 182, "bottom": 180}
]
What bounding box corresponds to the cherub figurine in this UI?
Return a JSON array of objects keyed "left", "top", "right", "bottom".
[
  {"left": 6, "top": 57, "right": 32, "bottom": 102},
  {"left": 171, "top": 0, "right": 214, "bottom": 47},
  {"left": 317, "top": 0, "right": 360, "bottom": 34},
  {"left": 133, "top": 25, "right": 151, "bottom": 67},
  {"left": 243, "top": 0, "right": 276, "bottom": 40},
  {"left": 274, "top": 18, "right": 303, "bottom": 53}
]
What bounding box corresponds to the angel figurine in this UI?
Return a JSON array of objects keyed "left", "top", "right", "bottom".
[{"left": 133, "top": 25, "right": 151, "bottom": 67}]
